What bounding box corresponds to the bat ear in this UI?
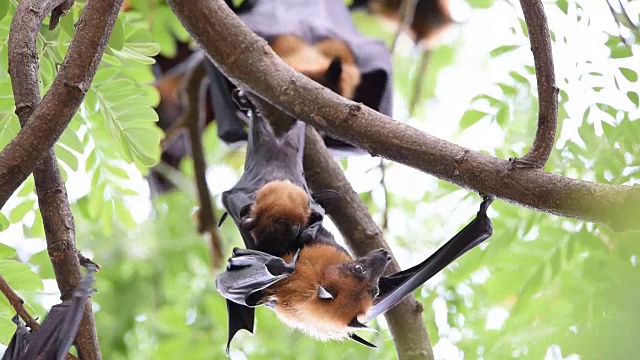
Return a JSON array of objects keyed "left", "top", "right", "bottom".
[
  {"left": 240, "top": 216, "right": 257, "bottom": 230},
  {"left": 326, "top": 57, "right": 343, "bottom": 90},
  {"left": 317, "top": 286, "right": 334, "bottom": 300},
  {"left": 290, "top": 224, "right": 300, "bottom": 239}
]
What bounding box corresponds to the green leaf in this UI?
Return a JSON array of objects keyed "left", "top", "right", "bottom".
[
  {"left": 607, "top": 37, "right": 632, "bottom": 59},
  {"left": 489, "top": 45, "right": 520, "bottom": 57},
  {"left": 114, "top": 199, "right": 136, "bottom": 228},
  {"left": 0, "top": 260, "right": 43, "bottom": 292},
  {"left": 60, "top": 128, "right": 84, "bottom": 154},
  {"left": 108, "top": 17, "right": 125, "bottom": 51},
  {"left": 0, "top": 243, "right": 16, "bottom": 258},
  {"left": 556, "top": 0, "right": 568, "bottom": 14},
  {"left": 23, "top": 210, "right": 45, "bottom": 238},
  {"left": 467, "top": 0, "right": 493, "bottom": 9},
  {"left": 59, "top": 8, "right": 75, "bottom": 37},
  {"left": 619, "top": 67, "right": 638, "bottom": 82},
  {"left": 0, "top": 0, "right": 9, "bottom": 22},
  {"left": 628, "top": 92, "right": 639, "bottom": 107},
  {"left": 0, "top": 213, "right": 9, "bottom": 232},
  {"left": 55, "top": 144, "right": 79, "bottom": 171},
  {"left": 460, "top": 109, "right": 488, "bottom": 130},
  {"left": 9, "top": 200, "right": 35, "bottom": 223},
  {"left": 496, "top": 105, "right": 510, "bottom": 127}
]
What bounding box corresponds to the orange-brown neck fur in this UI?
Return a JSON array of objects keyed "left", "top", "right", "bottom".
[
  {"left": 271, "top": 35, "right": 361, "bottom": 99},
  {"left": 250, "top": 180, "right": 311, "bottom": 239},
  {"left": 267, "top": 245, "right": 375, "bottom": 341}
]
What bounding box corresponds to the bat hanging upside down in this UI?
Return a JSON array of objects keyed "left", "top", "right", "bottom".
[{"left": 216, "top": 92, "right": 494, "bottom": 350}]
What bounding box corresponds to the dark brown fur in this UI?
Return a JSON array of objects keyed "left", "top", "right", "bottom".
[{"left": 370, "top": 0, "right": 452, "bottom": 46}]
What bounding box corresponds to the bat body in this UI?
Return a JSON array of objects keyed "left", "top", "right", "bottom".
[
  {"left": 216, "top": 93, "right": 347, "bottom": 349},
  {"left": 218, "top": 193, "right": 494, "bottom": 349},
  {"left": 2, "top": 265, "right": 97, "bottom": 360}
]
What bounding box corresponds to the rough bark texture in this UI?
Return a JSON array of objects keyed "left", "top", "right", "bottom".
[
  {"left": 518, "top": 0, "right": 558, "bottom": 167},
  {"left": 4, "top": 0, "right": 125, "bottom": 358},
  {"left": 167, "top": 0, "right": 640, "bottom": 231}
]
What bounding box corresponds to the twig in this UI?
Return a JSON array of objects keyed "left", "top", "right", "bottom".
[
  {"left": 379, "top": 159, "right": 390, "bottom": 232},
  {"left": 515, "top": 0, "right": 558, "bottom": 168},
  {"left": 390, "top": 0, "right": 419, "bottom": 51},
  {"left": 409, "top": 49, "right": 430, "bottom": 115},
  {"left": 0, "top": 273, "right": 40, "bottom": 331},
  {"left": 180, "top": 59, "right": 224, "bottom": 268}
]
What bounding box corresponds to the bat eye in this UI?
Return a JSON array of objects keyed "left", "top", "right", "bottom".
[{"left": 353, "top": 264, "right": 366, "bottom": 275}]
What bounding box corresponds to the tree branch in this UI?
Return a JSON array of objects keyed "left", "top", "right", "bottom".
[
  {"left": 0, "top": 0, "right": 123, "bottom": 212},
  {"left": 0, "top": 273, "right": 40, "bottom": 331},
  {"left": 390, "top": 0, "right": 419, "bottom": 51},
  {"left": 7, "top": 1, "right": 116, "bottom": 358},
  {"left": 168, "top": 0, "right": 640, "bottom": 231},
  {"left": 516, "top": 0, "right": 558, "bottom": 168},
  {"left": 180, "top": 58, "right": 224, "bottom": 268}
]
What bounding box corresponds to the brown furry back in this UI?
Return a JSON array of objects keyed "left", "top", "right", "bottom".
[{"left": 251, "top": 180, "right": 311, "bottom": 237}]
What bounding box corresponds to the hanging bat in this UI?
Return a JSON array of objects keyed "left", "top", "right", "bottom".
[
  {"left": 215, "top": 90, "right": 342, "bottom": 351},
  {"left": 206, "top": 0, "right": 393, "bottom": 153},
  {"left": 350, "top": 0, "right": 453, "bottom": 46},
  {"left": 217, "top": 196, "right": 494, "bottom": 349},
  {"left": 2, "top": 265, "right": 98, "bottom": 360}
]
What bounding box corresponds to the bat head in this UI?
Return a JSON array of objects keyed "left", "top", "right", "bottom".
[
  {"left": 241, "top": 180, "right": 311, "bottom": 247},
  {"left": 268, "top": 247, "right": 392, "bottom": 341}
]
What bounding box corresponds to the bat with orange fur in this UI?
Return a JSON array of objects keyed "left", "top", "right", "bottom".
[{"left": 216, "top": 93, "right": 495, "bottom": 351}]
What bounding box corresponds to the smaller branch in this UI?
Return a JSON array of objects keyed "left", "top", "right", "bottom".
[
  {"left": 616, "top": 0, "right": 640, "bottom": 38},
  {"left": 0, "top": 273, "right": 40, "bottom": 331},
  {"left": 179, "top": 59, "right": 224, "bottom": 268},
  {"left": 516, "top": 0, "right": 558, "bottom": 168},
  {"left": 390, "top": 0, "right": 419, "bottom": 51},
  {"left": 379, "top": 159, "right": 390, "bottom": 232},
  {"left": 409, "top": 49, "right": 430, "bottom": 115}
]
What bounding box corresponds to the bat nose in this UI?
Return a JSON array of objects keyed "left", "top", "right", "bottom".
[{"left": 373, "top": 248, "right": 392, "bottom": 262}]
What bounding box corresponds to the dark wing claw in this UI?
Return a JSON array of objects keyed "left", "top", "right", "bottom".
[{"left": 349, "top": 333, "right": 377, "bottom": 348}]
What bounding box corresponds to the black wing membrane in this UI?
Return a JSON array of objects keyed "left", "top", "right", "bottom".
[
  {"left": 3, "top": 265, "right": 97, "bottom": 360},
  {"left": 1, "top": 316, "right": 30, "bottom": 360},
  {"left": 365, "top": 198, "right": 494, "bottom": 322}
]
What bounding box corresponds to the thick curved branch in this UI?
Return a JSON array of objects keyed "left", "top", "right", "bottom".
[
  {"left": 168, "top": 0, "right": 640, "bottom": 231},
  {"left": 517, "top": 0, "right": 558, "bottom": 168},
  {"left": 0, "top": 0, "right": 123, "bottom": 211},
  {"left": 249, "top": 96, "right": 433, "bottom": 359},
  {"left": 180, "top": 58, "right": 224, "bottom": 268},
  {"left": 7, "top": 1, "right": 115, "bottom": 358}
]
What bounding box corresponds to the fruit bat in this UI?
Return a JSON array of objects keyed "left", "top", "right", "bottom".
[
  {"left": 2, "top": 265, "right": 98, "bottom": 360},
  {"left": 350, "top": 0, "right": 453, "bottom": 46},
  {"left": 218, "top": 194, "right": 493, "bottom": 350},
  {"left": 206, "top": 0, "right": 393, "bottom": 153},
  {"left": 215, "top": 91, "right": 369, "bottom": 350},
  {"left": 215, "top": 92, "right": 495, "bottom": 350}
]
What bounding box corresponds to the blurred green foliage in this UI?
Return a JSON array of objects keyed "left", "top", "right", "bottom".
[{"left": 1, "top": 0, "right": 640, "bottom": 359}]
